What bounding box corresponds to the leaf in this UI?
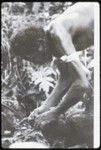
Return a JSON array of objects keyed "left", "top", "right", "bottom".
[
  {"left": 45, "top": 76, "right": 55, "bottom": 82},
  {"left": 39, "top": 82, "right": 50, "bottom": 94},
  {"left": 34, "top": 79, "right": 41, "bottom": 85}
]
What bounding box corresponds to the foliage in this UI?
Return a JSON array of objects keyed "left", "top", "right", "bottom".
[{"left": 1, "top": 2, "right": 94, "bottom": 148}]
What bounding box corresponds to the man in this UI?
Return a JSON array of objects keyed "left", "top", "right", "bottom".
[{"left": 10, "top": 2, "right": 94, "bottom": 129}]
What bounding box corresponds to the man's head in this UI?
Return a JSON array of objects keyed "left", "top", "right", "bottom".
[{"left": 10, "top": 26, "right": 52, "bottom": 64}]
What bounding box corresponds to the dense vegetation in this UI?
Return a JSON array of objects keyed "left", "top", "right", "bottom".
[{"left": 1, "top": 2, "right": 94, "bottom": 148}]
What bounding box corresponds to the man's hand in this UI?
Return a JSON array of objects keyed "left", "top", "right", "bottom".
[
  {"left": 28, "top": 105, "right": 46, "bottom": 121},
  {"left": 34, "top": 107, "right": 59, "bottom": 129}
]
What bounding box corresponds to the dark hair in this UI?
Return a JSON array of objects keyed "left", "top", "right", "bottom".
[{"left": 10, "top": 25, "right": 52, "bottom": 64}]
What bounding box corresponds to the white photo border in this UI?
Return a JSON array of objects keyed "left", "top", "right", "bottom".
[{"left": 94, "top": 2, "right": 100, "bottom": 148}]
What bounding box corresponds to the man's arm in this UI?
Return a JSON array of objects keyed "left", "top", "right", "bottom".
[
  {"left": 32, "top": 60, "right": 89, "bottom": 128},
  {"left": 31, "top": 60, "right": 71, "bottom": 115},
  {"left": 55, "top": 76, "right": 88, "bottom": 115}
]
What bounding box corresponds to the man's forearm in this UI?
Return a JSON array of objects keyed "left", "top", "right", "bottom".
[
  {"left": 55, "top": 79, "right": 88, "bottom": 115},
  {"left": 42, "top": 77, "right": 70, "bottom": 110}
]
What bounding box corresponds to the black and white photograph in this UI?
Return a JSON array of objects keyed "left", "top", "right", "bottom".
[{"left": 1, "top": 2, "right": 100, "bottom": 149}]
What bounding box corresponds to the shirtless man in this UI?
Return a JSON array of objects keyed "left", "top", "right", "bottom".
[{"left": 10, "top": 2, "right": 94, "bottom": 129}]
